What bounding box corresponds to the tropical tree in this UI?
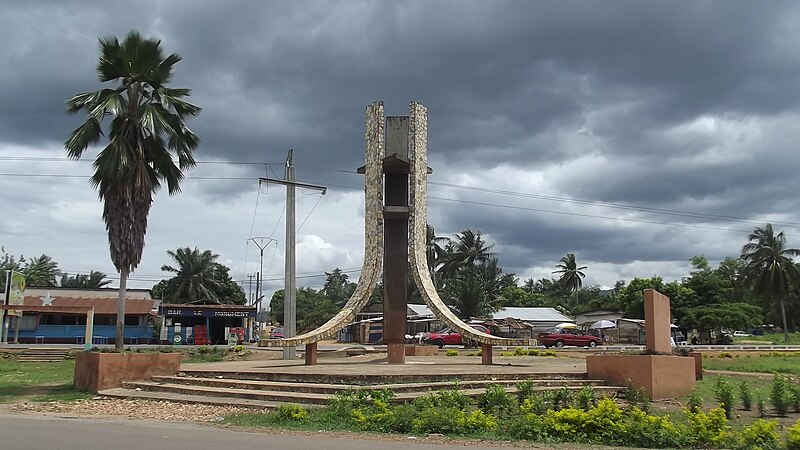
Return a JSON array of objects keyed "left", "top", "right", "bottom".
[
  {"left": 159, "top": 247, "right": 223, "bottom": 304},
  {"left": 21, "top": 254, "right": 61, "bottom": 287},
  {"left": 322, "top": 268, "right": 356, "bottom": 307},
  {"left": 425, "top": 224, "right": 449, "bottom": 285},
  {"left": 553, "top": 253, "right": 587, "bottom": 304},
  {"left": 740, "top": 224, "right": 800, "bottom": 342},
  {"left": 438, "top": 229, "right": 495, "bottom": 279},
  {"left": 64, "top": 31, "right": 201, "bottom": 350},
  {"left": 60, "top": 271, "right": 111, "bottom": 288}
]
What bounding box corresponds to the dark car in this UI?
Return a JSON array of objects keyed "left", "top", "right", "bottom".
[
  {"left": 538, "top": 327, "right": 601, "bottom": 348},
  {"left": 423, "top": 324, "right": 491, "bottom": 348},
  {"left": 269, "top": 327, "right": 285, "bottom": 339}
]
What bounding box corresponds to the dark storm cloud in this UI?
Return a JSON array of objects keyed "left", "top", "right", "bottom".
[{"left": 4, "top": 1, "right": 800, "bottom": 288}]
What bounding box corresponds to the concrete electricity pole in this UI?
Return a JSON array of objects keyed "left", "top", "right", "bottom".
[
  {"left": 259, "top": 149, "right": 326, "bottom": 359},
  {"left": 248, "top": 237, "right": 275, "bottom": 339}
]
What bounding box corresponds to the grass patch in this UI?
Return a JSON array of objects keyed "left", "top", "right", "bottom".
[
  {"left": 226, "top": 408, "right": 351, "bottom": 432},
  {"left": 0, "top": 358, "right": 85, "bottom": 403},
  {"left": 702, "top": 353, "right": 800, "bottom": 374},
  {"left": 735, "top": 332, "right": 800, "bottom": 345}
]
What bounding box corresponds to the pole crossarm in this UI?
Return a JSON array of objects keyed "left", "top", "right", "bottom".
[{"left": 258, "top": 177, "right": 327, "bottom": 194}]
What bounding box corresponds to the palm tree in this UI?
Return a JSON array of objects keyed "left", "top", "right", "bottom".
[
  {"left": 553, "top": 253, "right": 587, "bottom": 304},
  {"left": 425, "top": 225, "right": 449, "bottom": 285},
  {"left": 24, "top": 255, "right": 61, "bottom": 287},
  {"left": 438, "top": 229, "right": 495, "bottom": 279},
  {"left": 60, "top": 271, "right": 111, "bottom": 288},
  {"left": 740, "top": 224, "right": 800, "bottom": 342},
  {"left": 161, "top": 247, "right": 222, "bottom": 304},
  {"left": 64, "top": 31, "right": 201, "bottom": 350}
]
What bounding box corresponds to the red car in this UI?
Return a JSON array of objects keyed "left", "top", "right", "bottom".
[
  {"left": 538, "top": 328, "right": 601, "bottom": 348},
  {"left": 423, "top": 324, "right": 491, "bottom": 348}
]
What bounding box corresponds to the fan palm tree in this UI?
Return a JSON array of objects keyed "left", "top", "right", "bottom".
[
  {"left": 438, "top": 229, "right": 495, "bottom": 279},
  {"left": 64, "top": 31, "right": 201, "bottom": 350},
  {"left": 740, "top": 224, "right": 800, "bottom": 342},
  {"left": 161, "top": 247, "right": 222, "bottom": 304},
  {"left": 553, "top": 253, "right": 587, "bottom": 304}
]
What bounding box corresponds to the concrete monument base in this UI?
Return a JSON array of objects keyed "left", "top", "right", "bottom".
[
  {"left": 74, "top": 351, "right": 181, "bottom": 393},
  {"left": 586, "top": 354, "right": 696, "bottom": 400},
  {"left": 405, "top": 345, "right": 438, "bottom": 356}
]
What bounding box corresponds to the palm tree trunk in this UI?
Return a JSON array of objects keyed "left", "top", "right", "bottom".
[
  {"left": 116, "top": 268, "right": 128, "bottom": 351},
  {"left": 780, "top": 297, "right": 789, "bottom": 343}
]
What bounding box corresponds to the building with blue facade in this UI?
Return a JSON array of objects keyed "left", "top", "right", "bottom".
[{"left": 9, "top": 287, "right": 155, "bottom": 344}]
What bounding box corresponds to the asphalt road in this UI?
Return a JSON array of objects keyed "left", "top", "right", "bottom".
[{"left": 0, "top": 414, "right": 531, "bottom": 450}]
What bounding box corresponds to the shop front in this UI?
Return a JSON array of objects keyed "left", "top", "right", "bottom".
[{"left": 159, "top": 304, "right": 256, "bottom": 345}]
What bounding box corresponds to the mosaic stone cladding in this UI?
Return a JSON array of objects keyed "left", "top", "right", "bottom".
[{"left": 408, "top": 101, "right": 529, "bottom": 347}]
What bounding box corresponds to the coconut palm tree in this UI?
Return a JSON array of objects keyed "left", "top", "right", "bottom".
[
  {"left": 438, "top": 229, "right": 495, "bottom": 279},
  {"left": 553, "top": 253, "right": 587, "bottom": 304},
  {"left": 64, "top": 31, "right": 201, "bottom": 350},
  {"left": 740, "top": 224, "right": 800, "bottom": 342},
  {"left": 60, "top": 271, "right": 111, "bottom": 288},
  {"left": 23, "top": 254, "right": 61, "bottom": 287},
  {"left": 425, "top": 224, "right": 449, "bottom": 285},
  {"left": 160, "top": 247, "right": 222, "bottom": 304}
]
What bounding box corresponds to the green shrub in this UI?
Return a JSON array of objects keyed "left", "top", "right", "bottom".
[
  {"left": 770, "top": 374, "right": 790, "bottom": 416},
  {"left": 623, "top": 380, "right": 650, "bottom": 413},
  {"left": 575, "top": 385, "right": 596, "bottom": 411},
  {"left": 499, "top": 351, "right": 515, "bottom": 356},
  {"left": 351, "top": 398, "right": 394, "bottom": 432},
  {"left": 686, "top": 407, "right": 730, "bottom": 447},
  {"left": 787, "top": 420, "right": 800, "bottom": 450},
  {"left": 505, "top": 413, "right": 548, "bottom": 441},
  {"left": 516, "top": 380, "right": 534, "bottom": 402},
  {"left": 446, "top": 349, "right": 459, "bottom": 357},
  {"left": 425, "top": 388, "right": 471, "bottom": 410},
  {"left": 542, "top": 350, "right": 557, "bottom": 357},
  {"left": 687, "top": 390, "right": 702, "bottom": 414},
  {"left": 552, "top": 387, "right": 574, "bottom": 412},
  {"left": 718, "top": 352, "right": 734, "bottom": 358},
  {"left": 527, "top": 349, "right": 540, "bottom": 356},
  {"left": 714, "top": 376, "right": 736, "bottom": 418},
  {"left": 582, "top": 398, "right": 625, "bottom": 443},
  {"left": 328, "top": 389, "right": 370, "bottom": 415},
  {"left": 740, "top": 380, "right": 753, "bottom": 411},
  {"left": 275, "top": 404, "right": 308, "bottom": 421},
  {"left": 477, "top": 384, "right": 517, "bottom": 417},
  {"left": 757, "top": 391, "right": 767, "bottom": 418},
  {"left": 388, "top": 403, "right": 416, "bottom": 433},
  {"left": 520, "top": 394, "right": 549, "bottom": 415},
  {"left": 542, "top": 407, "right": 589, "bottom": 442},
  {"left": 790, "top": 384, "right": 800, "bottom": 413},
  {"left": 623, "top": 407, "right": 687, "bottom": 448},
  {"left": 514, "top": 346, "right": 528, "bottom": 356},
  {"left": 734, "top": 419, "right": 780, "bottom": 450}
]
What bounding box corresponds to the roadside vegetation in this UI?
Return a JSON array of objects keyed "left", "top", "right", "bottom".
[
  {"left": 225, "top": 379, "right": 800, "bottom": 449},
  {"left": 737, "top": 333, "right": 800, "bottom": 346},
  {"left": 0, "top": 357, "right": 89, "bottom": 403}
]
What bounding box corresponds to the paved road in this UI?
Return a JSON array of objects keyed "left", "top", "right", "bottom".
[{"left": 0, "top": 414, "right": 530, "bottom": 450}]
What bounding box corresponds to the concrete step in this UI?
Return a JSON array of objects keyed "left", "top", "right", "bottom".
[
  {"left": 122, "top": 381, "right": 333, "bottom": 405},
  {"left": 177, "top": 369, "right": 587, "bottom": 385},
  {"left": 98, "top": 387, "right": 285, "bottom": 410},
  {"left": 123, "top": 379, "right": 624, "bottom": 407},
  {"left": 153, "top": 375, "right": 610, "bottom": 395}
]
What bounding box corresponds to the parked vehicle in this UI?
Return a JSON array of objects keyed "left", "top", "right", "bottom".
[
  {"left": 423, "top": 324, "right": 491, "bottom": 348},
  {"left": 538, "top": 327, "right": 601, "bottom": 348},
  {"left": 733, "top": 330, "right": 751, "bottom": 337},
  {"left": 269, "top": 327, "right": 285, "bottom": 339}
]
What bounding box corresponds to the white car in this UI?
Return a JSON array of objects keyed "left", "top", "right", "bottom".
[{"left": 733, "top": 331, "right": 751, "bottom": 337}]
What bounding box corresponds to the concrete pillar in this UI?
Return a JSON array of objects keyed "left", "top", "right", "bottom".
[
  {"left": 481, "top": 343, "right": 493, "bottom": 365},
  {"left": 644, "top": 289, "right": 672, "bottom": 354},
  {"left": 304, "top": 342, "right": 317, "bottom": 365}
]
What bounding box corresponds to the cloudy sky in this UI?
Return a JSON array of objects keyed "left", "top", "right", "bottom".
[{"left": 2, "top": 1, "right": 800, "bottom": 304}]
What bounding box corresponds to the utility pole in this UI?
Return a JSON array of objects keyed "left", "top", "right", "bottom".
[
  {"left": 248, "top": 237, "right": 275, "bottom": 340},
  {"left": 259, "top": 149, "right": 326, "bottom": 359},
  {"left": 247, "top": 273, "right": 254, "bottom": 305}
]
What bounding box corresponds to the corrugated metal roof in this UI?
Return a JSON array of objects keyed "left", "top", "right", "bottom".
[
  {"left": 492, "top": 307, "right": 573, "bottom": 323},
  {"left": 21, "top": 296, "right": 154, "bottom": 315},
  {"left": 407, "top": 304, "right": 434, "bottom": 318}
]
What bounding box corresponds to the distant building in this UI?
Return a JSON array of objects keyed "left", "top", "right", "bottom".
[
  {"left": 9, "top": 287, "right": 155, "bottom": 344},
  {"left": 491, "top": 307, "right": 574, "bottom": 333}
]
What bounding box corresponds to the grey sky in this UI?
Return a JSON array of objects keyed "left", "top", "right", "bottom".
[{"left": 2, "top": 1, "right": 800, "bottom": 300}]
